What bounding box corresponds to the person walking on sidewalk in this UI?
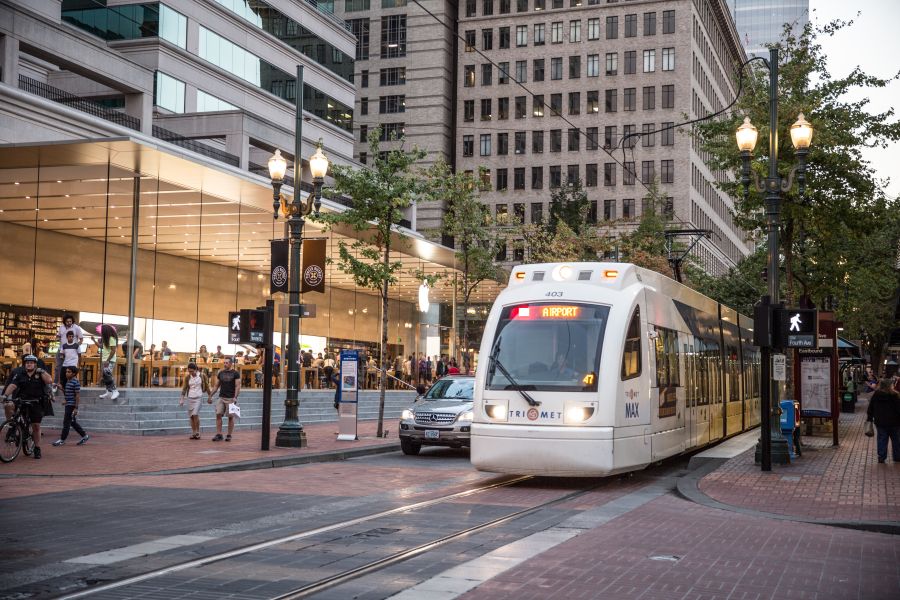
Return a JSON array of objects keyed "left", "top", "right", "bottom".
[
  {"left": 180, "top": 362, "right": 210, "bottom": 440},
  {"left": 97, "top": 324, "right": 119, "bottom": 401},
  {"left": 52, "top": 366, "right": 89, "bottom": 447},
  {"left": 867, "top": 378, "right": 900, "bottom": 464},
  {"left": 208, "top": 356, "right": 240, "bottom": 442}
]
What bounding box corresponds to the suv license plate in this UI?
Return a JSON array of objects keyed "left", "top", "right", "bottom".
[{"left": 424, "top": 430, "right": 440, "bottom": 439}]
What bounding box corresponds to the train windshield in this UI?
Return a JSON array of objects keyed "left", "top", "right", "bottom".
[{"left": 486, "top": 303, "right": 609, "bottom": 392}]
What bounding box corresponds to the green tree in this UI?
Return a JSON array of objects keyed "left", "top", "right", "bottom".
[
  {"left": 319, "top": 128, "right": 426, "bottom": 437},
  {"left": 549, "top": 180, "right": 590, "bottom": 236},
  {"left": 618, "top": 185, "right": 677, "bottom": 276},
  {"left": 428, "top": 162, "right": 504, "bottom": 370}
]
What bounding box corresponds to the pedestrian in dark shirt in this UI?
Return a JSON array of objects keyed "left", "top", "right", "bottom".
[
  {"left": 209, "top": 356, "right": 240, "bottom": 442},
  {"left": 52, "top": 366, "right": 89, "bottom": 446},
  {"left": 867, "top": 378, "right": 900, "bottom": 464}
]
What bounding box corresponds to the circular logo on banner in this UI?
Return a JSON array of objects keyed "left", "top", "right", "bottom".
[
  {"left": 527, "top": 408, "right": 539, "bottom": 421},
  {"left": 304, "top": 265, "right": 324, "bottom": 288},
  {"left": 271, "top": 266, "right": 288, "bottom": 288}
]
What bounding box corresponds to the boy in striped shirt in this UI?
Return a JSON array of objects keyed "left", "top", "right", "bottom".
[{"left": 52, "top": 366, "right": 89, "bottom": 446}]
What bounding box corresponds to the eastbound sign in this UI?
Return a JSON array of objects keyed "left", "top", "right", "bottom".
[{"left": 774, "top": 308, "right": 817, "bottom": 349}]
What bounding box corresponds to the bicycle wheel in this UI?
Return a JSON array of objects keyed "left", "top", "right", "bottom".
[
  {"left": 0, "top": 420, "right": 22, "bottom": 463},
  {"left": 22, "top": 425, "right": 35, "bottom": 456}
]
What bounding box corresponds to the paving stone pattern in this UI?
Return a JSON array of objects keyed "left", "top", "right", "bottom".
[{"left": 700, "top": 394, "right": 900, "bottom": 523}]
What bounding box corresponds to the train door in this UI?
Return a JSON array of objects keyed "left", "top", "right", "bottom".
[
  {"left": 708, "top": 339, "right": 724, "bottom": 442},
  {"left": 685, "top": 338, "right": 697, "bottom": 449},
  {"left": 693, "top": 336, "right": 710, "bottom": 447}
]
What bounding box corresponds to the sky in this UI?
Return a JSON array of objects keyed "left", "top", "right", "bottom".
[{"left": 812, "top": 0, "right": 900, "bottom": 199}]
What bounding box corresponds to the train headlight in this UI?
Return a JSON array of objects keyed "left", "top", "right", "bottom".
[
  {"left": 457, "top": 410, "right": 474, "bottom": 423},
  {"left": 485, "top": 403, "right": 508, "bottom": 421},
  {"left": 564, "top": 403, "right": 596, "bottom": 424},
  {"left": 552, "top": 264, "right": 573, "bottom": 281},
  {"left": 401, "top": 409, "right": 415, "bottom": 421}
]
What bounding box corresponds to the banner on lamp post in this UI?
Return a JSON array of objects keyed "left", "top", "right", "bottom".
[
  {"left": 270, "top": 239, "right": 289, "bottom": 295},
  {"left": 301, "top": 238, "right": 326, "bottom": 294}
]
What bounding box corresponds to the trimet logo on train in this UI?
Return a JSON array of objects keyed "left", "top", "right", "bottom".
[{"left": 509, "top": 409, "right": 563, "bottom": 421}]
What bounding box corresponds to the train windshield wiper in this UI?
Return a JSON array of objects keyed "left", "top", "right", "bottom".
[{"left": 489, "top": 337, "right": 540, "bottom": 407}]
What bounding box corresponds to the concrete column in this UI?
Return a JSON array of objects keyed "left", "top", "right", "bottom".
[
  {"left": 0, "top": 35, "right": 20, "bottom": 86},
  {"left": 184, "top": 83, "right": 198, "bottom": 113},
  {"left": 226, "top": 132, "right": 250, "bottom": 170},
  {"left": 125, "top": 92, "right": 153, "bottom": 135}
]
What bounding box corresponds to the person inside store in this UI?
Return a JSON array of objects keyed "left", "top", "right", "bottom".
[
  {"left": 56, "top": 314, "right": 84, "bottom": 388},
  {"left": 213, "top": 345, "right": 225, "bottom": 359},
  {"left": 2, "top": 354, "right": 53, "bottom": 459},
  {"left": 198, "top": 345, "right": 210, "bottom": 363}
]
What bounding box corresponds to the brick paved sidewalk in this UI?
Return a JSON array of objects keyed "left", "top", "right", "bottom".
[
  {"left": 699, "top": 393, "right": 900, "bottom": 524},
  {"left": 0, "top": 420, "right": 398, "bottom": 477}
]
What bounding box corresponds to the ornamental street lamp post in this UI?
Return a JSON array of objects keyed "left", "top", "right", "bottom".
[
  {"left": 736, "top": 48, "right": 813, "bottom": 471},
  {"left": 268, "top": 66, "right": 330, "bottom": 448}
]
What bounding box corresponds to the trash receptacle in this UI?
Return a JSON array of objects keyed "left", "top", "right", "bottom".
[{"left": 841, "top": 391, "right": 855, "bottom": 413}]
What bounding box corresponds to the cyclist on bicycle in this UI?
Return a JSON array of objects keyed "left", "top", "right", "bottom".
[{"left": 2, "top": 354, "right": 52, "bottom": 459}]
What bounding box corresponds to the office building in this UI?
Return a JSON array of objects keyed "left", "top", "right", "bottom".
[
  {"left": 456, "top": 0, "right": 751, "bottom": 275},
  {"left": 727, "top": 0, "right": 809, "bottom": 57}
]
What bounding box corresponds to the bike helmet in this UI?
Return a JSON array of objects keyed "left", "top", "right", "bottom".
[{"left": 23, "top": 354, "right": 38, "bottom": 363}]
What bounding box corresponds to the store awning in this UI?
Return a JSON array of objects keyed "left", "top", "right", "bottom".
[{"left": 838, "top": 336, "right": 862, "bottom": 360}]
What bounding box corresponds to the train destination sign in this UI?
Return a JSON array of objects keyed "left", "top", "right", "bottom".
[{"left": 511, "top": 305, "right": 582, "bottom": 320}]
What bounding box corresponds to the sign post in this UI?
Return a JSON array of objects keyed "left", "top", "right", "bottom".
[
  {"left": 337, "top": 349, "right": 359, "bottom": 441},
  {"left": 260, "top": 300, "right": 274, "bottom": 451}
]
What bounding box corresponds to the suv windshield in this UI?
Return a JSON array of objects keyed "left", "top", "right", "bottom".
[
  {"left": 487, "top": 303, "right": 610, "bottom": 392},
  {"left": 424, "top": 378, "right": 474, "bottom": 401}
]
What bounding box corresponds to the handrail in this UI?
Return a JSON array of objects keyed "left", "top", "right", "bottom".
[{"left": 18, "top": 75, "right": 141, "bottom": 131}]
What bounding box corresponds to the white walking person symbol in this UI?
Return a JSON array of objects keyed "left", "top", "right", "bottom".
[
  {"left": 232, "top": 314, "right": 241, "bottom": 330},
  {"left": 789, "top": 313, "right": 802, "bottom": 332}
]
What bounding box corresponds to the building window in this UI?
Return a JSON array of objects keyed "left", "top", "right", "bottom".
[
  {"left": 552, "top": 0, "right": 562, "bottom": 7},
  {"left": 535, "top": 0, "right": 545, "bottom": 10},
  {"left": 480, "top": 133, "right": 492, "bottom": 156},
  {"left": 380, "top": 15, "right": 406, "bottom": 58},
  {"left": 662, "top": 47, "right": 675, "bottom": 71},
  {"left": 496, "top": 203, "right": 508, "bottom": 223},
  {"left": 586, "top": 126, "right": 598, "bottom": 150},
  {"left": 588, "top": 200, "right": 597, "bottom": 223},
  {"left": 643, "top": 86, "right": 655, "bottom": 110},
  {"left": 516, "top": 60, "right": 527, "bottom": 83},
  {"left": 361, "top": 69, "right": 369, "bottom": 87},
  {"left": 463, "top": 135, "right": 474, "bottom": 156},
  {"left": 661, "top": 159, "right": 674, "bottom": 183},
  {"left": 515, "top": 95, "right": 527, "bottom": 118},
  {"left": 569, "top": 55, "right": 581, "bottom": 79},
  {"left": 533, "top": 95, "right": 544, "bottom": 117},
  {"left": 379, "top": 95, "right": 405, "bottom": 113},
  {"left": 495, "top": 239, "right": 507, "bottom": 261},
  {"left": 662, "top": 10, "right": 675, "bottom": 34},
  {"left": 500, "top": 0, "right": 511, "bottom": 13},
  {"left": 481, "top": 98, "right": 492, "bottom": 120},
  {"left": 499, "top": 62, "right": 510, "bottom": 84},
  {"left": 644, "top": 12, "right": 656, "bottom": 35},
  {"left": 380, "top": 122, "right": 405, "bottom": 140},
  {"left": 606, "top": 16, "right": 618, "bottom": 39},
  {"left": 585, "top": 163, "right": 598, "bottom": 186},
  {"left": 532, "top": 167, "right": 544, "bottom": 190},
  {"left": 517, "top": 0, "right": 529, "bottom": 12},
  {"left": 382, "top": 0, "right": 407, "bottom": 7},
  {"left": 196, "top": 89, "right": 235, "bottom": 112},
  {"left": 624, "top": 14, "right": 637, "bottom": 37},
  {"left": 465, "top": 30, "right": 476, "bottom": 51},
  {"left": 380, "top": 67, "right": 406, "bottom": 86},
  {"left": 517, "top": 25, "right": 528, "bottom": 46},
  {"left": 464, "top": 65, "right": 475, "bottom": 87},
  {"left": 604, "top": 162, "right": 616, "bottom": 186},
  {"left": 514, "top": 168, "right": 526, "bottom": 189},
  {"left": 551, "top": 21, "right": 563, "bottom": 43},
  {"left": 570, "top": 20, "right": 581, "bottom": 42},
  {"left": 466, "top": 0, "right": 477, "bottom": 16},
  {"left": 155, "top": 71, "right": 185, "bottom": 113},
  {"left": 623, "top": 198, "right": 635, "bottom": 219},
  {"left": 497, "top": 132, "right": 509, "bottom": 155},
  {"left": 568, "top": 91, "right": 580, "bottom": 115},
  {"left": 550, "top": 129, "right": 562, "bottom": 152},
  {"left": 464, "top": 99, "right": 475, "bottom": 121},
  {"left": 482, "top": 63, "right": 493, "bottom": 85},
  {"left": 624, "top": 50, "right": 636, "bottom": 74},
  {"left": 482, "top": 0, "right": 493, "bottom": 16},
  {"left": 624, "top": 87, "right": 635, "bottom": 111},
  {"left": 534, "top": 59, "right": 545, "bottom": 81},
  {"left": 550, "top": 93, "right": 562, "bottom": 115},
  {"left": 624, "top": 161, "right": 636, "bottom": 185},
  {"left": 587, "top": 54, "right": 599, "bottom": 77},
  {"left": 359, "top": 152, "right": 368, "bottom": 164},
  {"left": 661, "top": 122, "right": 675, "bottom": 145},
  {"left": 500, "top": 26, "right": 510, "bottom": 48},
  {"left": 349, "top": 19, "right": 370, "bottom": 60},
  {"left": 496, "top": 168, "right": 508, "bottom": 190},
  {"left": 643, "top": 49, "right": 655, "bottom": 72},
  {"left": 534, "top": 23, "right": 545, "bottom": 45},
  {"left": 550, "top": 165, "right": 561, "bottom": 188},
  {"left": 604, "top": 126, "right": 616, "bottom": 148},
  {"left": 482, "top": 28, "right": 493, "bottom": 50},
  {"left": 567, "top": 128, "right": 579, "bottom": 151},
  {"left": 498, "top": 97, "right": 509, "bottom": 119},
  {"left": 662, "top": 84, "right": 674, "bottom": 108},
  {"left": 567, "top": 164, "right": 579, "bottom": 184},
  {"left": 605, "top": 89, "right": 617, "bottom": 112},
  {"left": 606, "top": 53, "right": 618, "bottom": 75},
  {"left": 532, "top": 130, "right": 544, "bottom": 153},
  {"left": 551, "top": 57, "right": 563, "bottom": 80},
  {"left": 346, "top": 0, "right": 371, "bottom": 11},
  {"left": 642, "top": 123, "right": 655, "bottom": 146},
  {"left": 531, "top": 201, "right": 543, "bottom": 222},
  {"left": 360, "top": 97, "right": 368, "bottom": 115},
  {"left": 604, "top": 199, "right": 616, "bottom": 221},
  {"left": 588, "top": 18, "right": 600, "bottom": 40},
  {"left": 515, "top": 131, "right": 526, "bottom": 154},
  {"left": 641, "top": 160, "right": 655, "bottom": 183},
  {"left": 587, "top": 90, "right": 599, "bottom": 113}
]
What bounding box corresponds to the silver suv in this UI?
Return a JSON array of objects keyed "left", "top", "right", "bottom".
[{"left": 398, "top": 376, "right": 475, "bottom": 455}]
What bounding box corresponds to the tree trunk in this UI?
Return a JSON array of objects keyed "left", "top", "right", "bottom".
[
  {"left": 784, "top": 218, "right": 795, "bottom": 307},
  {"left": 461, "top": 248, "right": 470, "bottom": 374},
  {"left": 377, "top": 239, "right": 390, "bottom": 438}
]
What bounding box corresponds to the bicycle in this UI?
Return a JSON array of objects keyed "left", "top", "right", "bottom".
[{"left": 0, "top": 398, "right": 38, "bottom": 463}]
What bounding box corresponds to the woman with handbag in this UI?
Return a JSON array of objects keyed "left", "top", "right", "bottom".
[{"left": 866, "top": 378, "right": 900, "bottom": 463}]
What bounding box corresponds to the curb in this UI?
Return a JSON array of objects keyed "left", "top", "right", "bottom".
[
  {"left": 0, "top": 441, "right": 401, "bottom": 478},
  {"left": 676, "top": 459, "right": 900, "bottom": 536}
]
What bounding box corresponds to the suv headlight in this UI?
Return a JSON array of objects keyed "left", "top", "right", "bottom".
[
  {"left": 401, "top": 409, "right": 415, "bottom": 421},
  {"left": 457, "top": 410, "right": 474, "bottom": 422}
]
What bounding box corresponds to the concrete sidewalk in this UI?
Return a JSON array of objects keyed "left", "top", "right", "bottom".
[{"left": 0, "top": 419, "right": 399, "bottom": 477}]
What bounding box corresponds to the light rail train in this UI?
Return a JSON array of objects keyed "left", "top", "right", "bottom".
[{"left": 470, "top": 262, "right": 760, "bottom": 477}]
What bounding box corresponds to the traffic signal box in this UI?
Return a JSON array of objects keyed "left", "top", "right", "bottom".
[{"left": 753, "top": 304, "right": 817, "bottom": 349}]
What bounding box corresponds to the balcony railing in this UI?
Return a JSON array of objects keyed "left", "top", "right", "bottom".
[
  {"left": 19, "top": 75, "right": 141, "bottom": 131},
  {"left": 152, "top": 126, "right": 241, "bottom": 167}
]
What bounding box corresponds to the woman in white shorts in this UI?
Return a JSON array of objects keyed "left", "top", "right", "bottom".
[{"left": 180, "top": 362, "right": 210, "bottom": 439}]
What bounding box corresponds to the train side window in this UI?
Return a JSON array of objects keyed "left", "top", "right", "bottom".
[
  {"left": 621, "top": 307, "right": 642, "bottom": 380},
  {"left": 655, "top": 327, "right": 680, "bottom": 388}
]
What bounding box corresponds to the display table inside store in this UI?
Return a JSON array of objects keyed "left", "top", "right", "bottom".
[{"left": 78, "top": 358, "right": 272, "bottom": 389}]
